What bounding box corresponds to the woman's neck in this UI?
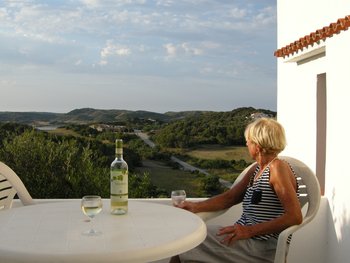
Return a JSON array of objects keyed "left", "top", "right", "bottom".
[
  {"left": 257, "top": 153, "right": 277, "bottom": 169},
  {"left": 254, "top": 153, "right": 277, "bottom": 181}
]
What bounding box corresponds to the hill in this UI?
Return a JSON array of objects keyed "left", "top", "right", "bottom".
[
  {"left": 0, "top": 111, "right": 63, "bottom": 125},
  {"left": 0, "top": 107, "right": 276, "bottom": 133},
  {"left": 61, "top": 108, "right": 172, "bottom": 123},
  {"left": 153, "top": 107, "right": 276, "bottom": 147},
  {"left": 0, "top": 108, "right": 198, "bottom": 125}
]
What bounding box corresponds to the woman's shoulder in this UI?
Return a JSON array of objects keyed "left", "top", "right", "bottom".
[
  {"left": 269, "top": 157, "right": 295, "bottom": 181},
  {"left": 271, "top": 157, "right": 290, "bottom": 169}
]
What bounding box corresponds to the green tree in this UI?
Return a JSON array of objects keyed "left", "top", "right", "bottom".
[
  {"left": 129, "top": 172, "right": 166, "bottom": 198},
  {"left": 153, "top": 107, "right": 276, "bottom": 148},
  {"left": 0, "top": 130, "right": 109, "bottom": 198},
  {"left": 201, "top": 174, "right": 222, "bottom": 196}
]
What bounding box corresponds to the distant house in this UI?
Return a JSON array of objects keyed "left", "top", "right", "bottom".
[
  {"left": 250, "top": 112, "right": 270, "bottom": 120},
  {"left": 275, "top": 0, "right": 350, "bottom": 262},
  {"left": 90, "top": 124, "right": 126, "bottom": 132}
]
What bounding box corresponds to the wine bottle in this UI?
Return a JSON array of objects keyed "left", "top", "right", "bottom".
[{"left": 110, "top": 139, "right": 128, "bottom": 215}]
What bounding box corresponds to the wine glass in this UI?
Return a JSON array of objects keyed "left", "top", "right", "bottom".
[
  {"left": 171, "top": 190, "right": 186, "bottom": 206},
  {"left": 81, "top": 195, "right": 103, "bottom": 236}
]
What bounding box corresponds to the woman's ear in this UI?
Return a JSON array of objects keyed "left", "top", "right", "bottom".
[{"left": 256, "top": 145, "right": 262, "bottom": 155}]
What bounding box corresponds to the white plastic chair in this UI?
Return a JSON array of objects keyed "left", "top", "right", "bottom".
[
  {"left": 0, "top": 161, "right": 34, "bottom": 210},
  {"left": 196, "top": 156, "right": 321, "bottom": 263},
  {"left": 273, "top": 156, "right": 321, "bottom": 263}
]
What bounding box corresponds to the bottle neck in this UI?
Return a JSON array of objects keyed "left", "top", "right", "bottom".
[
  {"left": 115, "top": 148, "right": 123, "bottom": 159},
  {"left": 115, "top": 139, "right": 124, "bottom": 159}
]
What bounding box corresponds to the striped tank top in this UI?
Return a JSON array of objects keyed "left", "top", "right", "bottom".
[{"left": 236, "top": 160, "right": 299, "bottom": 241}]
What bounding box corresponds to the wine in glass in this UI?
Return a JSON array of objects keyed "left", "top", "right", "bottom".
[
  {"left": 81, "top": 195, "right": 103, "bottom": 236},
  {"left": 171, "top": 190, "right": 186, "bottom": 206}
]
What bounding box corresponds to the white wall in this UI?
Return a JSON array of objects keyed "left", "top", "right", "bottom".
[
  {"left": 277, "top": 0, "right": 350, "bottom": 48},
  {"left": 277, "top": 0, "right": 350, "bottom": 262},
  {"left": 277, "top": 54, "right": 325, "bottom": 168},
  {"left": 323, "top": 29, "right": 350, "bottom": 262}
]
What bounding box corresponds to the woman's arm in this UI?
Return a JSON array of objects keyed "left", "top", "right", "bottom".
[{"left": 177, "top": 164, "right": 257, "bottom": 213}]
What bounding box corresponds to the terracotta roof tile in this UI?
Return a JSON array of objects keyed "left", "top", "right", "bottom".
[{"left": 274, "top": 15, "right": 350, "bottom": 58}]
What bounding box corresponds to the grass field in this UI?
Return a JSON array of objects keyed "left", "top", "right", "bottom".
[
  {"left": 48, "top": 128, "right": 82, "bottom": 137},
  {"left": 135, "top": 160, "right": 206, "bottom": 197},
  {"left": 182, "top": 145, "right": 253, "bottom": 183},
  {"left": 184, "top": 145, "right": 253, "bottom": 162},
  {"left": 136, "top": 146, "right": 253, "bottom": 196}
]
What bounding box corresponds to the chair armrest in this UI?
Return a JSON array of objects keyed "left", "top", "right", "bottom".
[
  {"left": 274, "top": 224, "right": 302, "bottom": 263},
  {"left": 0, "top": 162, "right": 35, "bottom": 206}
]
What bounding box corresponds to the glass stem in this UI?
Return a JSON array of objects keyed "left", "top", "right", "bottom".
[{"left": 89, "top": 217, "right": 95, "bottom": 234}]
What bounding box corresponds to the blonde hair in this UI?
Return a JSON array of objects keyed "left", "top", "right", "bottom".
[{"left": 244, "top": 118, "right": 286, "bottom": 154}]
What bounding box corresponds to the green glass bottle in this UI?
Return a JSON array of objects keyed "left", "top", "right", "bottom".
[{"left": 110, "top": 139, "right": 128, "bottom": 215}]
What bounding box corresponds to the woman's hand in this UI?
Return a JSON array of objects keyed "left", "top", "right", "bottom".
[
  {"left": 175, "top": 200, "right": 199, "bottom": 213},
  {"left": 216, "top": 224, "right": 253, "bottom": 245}
]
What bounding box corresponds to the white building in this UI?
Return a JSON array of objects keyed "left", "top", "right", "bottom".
[{"left": 275, "top": 0, "right": 350, "bottom": 262}]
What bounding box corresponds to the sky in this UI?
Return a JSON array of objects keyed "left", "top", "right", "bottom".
[{"left": 0, "top": 0, "right": 277, "bottom": 114}]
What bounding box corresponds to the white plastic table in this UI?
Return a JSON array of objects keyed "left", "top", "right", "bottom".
[{"left": 0, "top": 200, "right": 207, "bottom": 263}]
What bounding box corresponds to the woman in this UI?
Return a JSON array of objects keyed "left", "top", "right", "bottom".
[{"left": 170, "top": 118, "right": 302, "bottom": 263}]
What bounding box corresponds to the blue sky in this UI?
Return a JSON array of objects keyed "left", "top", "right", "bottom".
[{"left": 0, "top": 0, "right": 277, "bottom": 113}]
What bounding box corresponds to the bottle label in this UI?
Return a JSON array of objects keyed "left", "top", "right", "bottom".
[{"left": 111, "top": 170, "right": 128, "bottom": 201}]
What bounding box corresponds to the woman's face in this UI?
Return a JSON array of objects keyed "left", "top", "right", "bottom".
[{"left": 246, "top": 139, "right": 258, "bottom": 159}]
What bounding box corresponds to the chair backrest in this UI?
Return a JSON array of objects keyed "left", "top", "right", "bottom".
[
  {"left": 0, "top": 162, "right": 34, "bottom": 210},
  {"left": 232, "top": 162, "right": 257, "bottom": 187},
  {"left": 273, "top": 156, "right": 321, "bottom": 263}
]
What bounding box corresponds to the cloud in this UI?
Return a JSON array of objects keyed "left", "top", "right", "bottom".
[
  {"left": 164, "top": 43, "right": 177, "bottom": 57},
  {"left": 98, "top": 41, "right": 131, "bottom": 65},
  {"left": 80, "top": 0, "right": 100, "bottom": 8},
  {"left": 163, "top": 42, "right": 205, "bottom": 59},
  {"left": 101, "top": 41, "right": 131, "bottom": 57},
  {"left": 181, "top": 43, "right": 203, "bottom": 55},
  {"left": 228, "top": 7, "right": 248, "bottom": 19},
  {"left": 0, "top": 7, "right": 8, "bottom": 19},
  {"left": 79, "top": 0, "right": 147, "bottom": 10},
  {"left": 253, "top": 6, "right": 276, "bottom": 26},
  {"left": 156, "top": 0, "right": 174, "bottom": 7}
]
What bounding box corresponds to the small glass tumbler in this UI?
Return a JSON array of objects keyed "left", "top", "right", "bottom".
[{"left": 171, "top": 190, "right": 186, "bottom": 206}]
